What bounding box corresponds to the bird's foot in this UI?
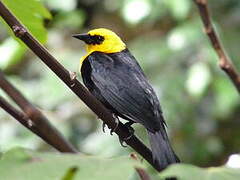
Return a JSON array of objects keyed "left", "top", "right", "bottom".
[
  {"left": 102, "top": 114, "right": 119, "bottom": 135},
  {"left": 119, "top": 137, "right": 127, "bottom": 147},
  {"left": 102, "top": 122, "right": 106, "bottom": 133},
  {"left": 119, "top": 121, "right": 135, "bottom": 148},
  {"left": 110, "top": 115, "right": 119, "bottom": 135}
]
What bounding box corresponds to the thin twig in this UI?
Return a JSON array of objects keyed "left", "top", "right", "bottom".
[
  {"left": 0, "top": 96, "right": 29, "bottom": 128},
  {"left": 0, "top": 71, "right": 77, "bottom": 153},
  {"left": 0, "top": 2, "right": 161, "bottom": 171},
  {"left": 131, "top": 153, "right": 152, "bottom": 180},
  {"left": 193, "top": 0, "right": 240, "bottom": 93},
  {"left": 0, "top": 95, "right": 73, "bottom": 150},
  {"left": 136, "top": 168, "right": 151, "bottom": 180}
]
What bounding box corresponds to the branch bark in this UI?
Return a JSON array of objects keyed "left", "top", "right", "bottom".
[
  {"left": 193, "top": 0, "right": 240, "bottom": 93},
  {"left": 0, "top": 2, "right": 161, "bottom": 171},
  {"left": 0, "top": 96, "right": 31, "bottom": 129},
  {"left": 0, "top": 71, "right": 77, "bottom": 153}
]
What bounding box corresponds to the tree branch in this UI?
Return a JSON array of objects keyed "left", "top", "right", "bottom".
[
  {"left": 0, "top": 96, "right": 32, "bottom": 129},
  {"left": 0, "top": 71, "right": 77, "bottom": 153},
  {"left": 193, "top": 0, "right": 240, "bottom": 93},
  {"left": 0, "top": 2, "right": 161, "bottom": 171}
]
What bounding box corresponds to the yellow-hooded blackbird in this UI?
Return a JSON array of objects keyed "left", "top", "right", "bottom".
[{"left": 73, "top": 28, "right": 179, "bottom": 169}]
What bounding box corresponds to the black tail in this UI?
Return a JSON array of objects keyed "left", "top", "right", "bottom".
[{"left": 148, "top": 130, "right": 180, "bottom": 170}]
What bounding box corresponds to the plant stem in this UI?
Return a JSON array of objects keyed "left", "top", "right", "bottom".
[{"left": 193, "top": 0, "right": 240, "bottom": 93}]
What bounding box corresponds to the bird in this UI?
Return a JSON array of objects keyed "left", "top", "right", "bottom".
[{"left": 73, "top": 28, "right": 180, "bottom": 170}]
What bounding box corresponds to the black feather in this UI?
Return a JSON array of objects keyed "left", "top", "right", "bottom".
[{"left": 81, "top": 49, "right": 179, "bottom": 169}]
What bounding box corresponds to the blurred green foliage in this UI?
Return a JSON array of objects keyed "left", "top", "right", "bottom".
[
  {"left": 159, "top": 163, "right": 240, "bottom": 180},
  {"left": 1, "top": 0, "right": 51, "bottom": 43},
  {"left": 0, "top": 0, "right": 240, "bottom": 179},
  {"left": 0, "top": 148, "right": 141, "bottom": 180}
]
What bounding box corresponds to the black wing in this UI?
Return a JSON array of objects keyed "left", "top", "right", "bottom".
[{"left": 84, "top": 49, "right": 164, "bottom": 132}]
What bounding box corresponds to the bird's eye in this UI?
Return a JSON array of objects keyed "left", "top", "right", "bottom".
[
  {"left": 96, "top": 36, "right": 104, "bottom": 41},
  {"left": 91, "top": 35, "right": 104, "bottom": 45}
]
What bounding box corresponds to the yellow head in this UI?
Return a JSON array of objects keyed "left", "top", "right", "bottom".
[{"left": 73, "top": 28, "right": 126, "bottom": 54}]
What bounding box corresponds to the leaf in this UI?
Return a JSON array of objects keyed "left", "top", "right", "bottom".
[
  {"left": 0, "top": 147, "right": 141, "bottom": 180},
  {"left": 159, "top": 164, "right": 240, "bottom": 180},
  {"left": 1, "top": 0, "right": 51, "bottom": 43}
]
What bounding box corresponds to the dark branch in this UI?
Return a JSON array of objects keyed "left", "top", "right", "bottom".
[
  {"left": 193, "top": 0, "right": 240, "bottom": 93},
  {"left": 0, "top": 2, "right": 161, "bottom": 171},
  {"left": 0, "top": 71, "right": 77, "bottom": 153},
  {"left": 0, "top": 96, "right": 31, "bottom": 128}
]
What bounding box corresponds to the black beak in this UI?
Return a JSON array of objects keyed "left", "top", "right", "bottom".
[
  {"left": 72, "top": 33, "right": 104, "bottom": 45},
  {"left": 72, "top": 33, "right": 91, "bottom": 43}
]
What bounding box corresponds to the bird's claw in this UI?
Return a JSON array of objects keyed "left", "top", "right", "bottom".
[
  {"left": 110, "top": 116, "right": 119, "bottom": 135},
  {"left": 101, "top": 115, "right": 119, "bottom": 135},
  {"left": 119, "top": 138, "right": 127, "bottom": 147},
  {"left": 118, "top": 121, "right": 135, "bottom": 148},
  {"left": 102, "top": 122, "right": 106, "bottom": 133}
]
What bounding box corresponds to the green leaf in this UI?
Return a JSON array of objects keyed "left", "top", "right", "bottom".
[
  {"left": 0, "top": 147, "right": 141, "bottom": 180},
  {"left": 1, "top": 0, "right": 51, "bottom": 43},
  {"left": 159, "top": 164, "right": 240, "bottom": 180}
]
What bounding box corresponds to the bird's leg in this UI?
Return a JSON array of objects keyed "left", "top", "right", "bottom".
[
  {"left": 101, "top": 114, "right": 119, "bottom": 134},
  {"left": 110, "top": 114, "right": 119, "bottom": 135},
  {"left": 119, "top": 121, "right": 135, "bottom": 148}
]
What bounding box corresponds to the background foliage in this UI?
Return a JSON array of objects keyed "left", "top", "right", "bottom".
[{"left": 0, "top": 0, "right": 239, "bottom": 179}]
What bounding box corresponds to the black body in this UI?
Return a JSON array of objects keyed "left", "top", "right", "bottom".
[{"left": 81, "top": 49, "right": 179, "bottom": 169}]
